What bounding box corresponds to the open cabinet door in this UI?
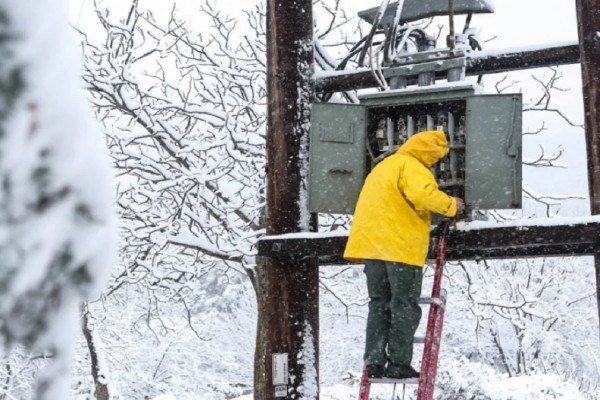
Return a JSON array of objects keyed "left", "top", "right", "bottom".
[
  {"left": 465, "top": 94, "right": 523, "bottom": 210},
  {"left": 309, "top": 103, "right": 368, "bottom": 214}
]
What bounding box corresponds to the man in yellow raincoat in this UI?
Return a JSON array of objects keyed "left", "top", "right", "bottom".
[{"left": 344, "top": 130, "right": 464, "bottom": 380}]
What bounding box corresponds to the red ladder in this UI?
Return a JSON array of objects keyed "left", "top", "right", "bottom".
[{"left": 358, "top": 222, "right": 450, "bottom": 400}]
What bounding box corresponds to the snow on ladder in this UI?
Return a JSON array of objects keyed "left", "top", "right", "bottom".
[{"left": 358, "top": 221, "right": 451, "bottom": 400}]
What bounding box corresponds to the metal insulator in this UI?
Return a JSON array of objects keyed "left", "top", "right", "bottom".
[
  {"left": 386, "top": 117, "right": 394, "bottom": 149},
  {"left": 448, "top": 112, "right": 457, "bottom": 179},
  {"left": 447, "top": 67, "right": 466, "bottom": 82},
  {"left": 418, "top": 71, "right": 435, "bottom": 87},
  {"left": 389, "top": 76, "right": 408, "bottom": 89},
  {"left": 407, "top": 116, "right": 415, "bottom": 137},
  {"left": 427, "top": 114, "right": 435, "bottom": 130}
]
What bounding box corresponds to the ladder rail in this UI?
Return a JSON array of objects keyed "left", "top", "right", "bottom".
[
  {"left": 427, "top": 292, "right": 447, "bottom": 398},
  {"left": 417, "top": 221, "right": 450, "bottom": 400},
  {"left": 358, "top": 365, "right": 370, "bottom": 400},
  {"left": 418, "top": 291, "right": 447, "bottom": 400}
]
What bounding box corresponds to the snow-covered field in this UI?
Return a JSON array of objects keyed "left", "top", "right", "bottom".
[{"left": 142, "top": 258, "right": 598, "bottom": 400}]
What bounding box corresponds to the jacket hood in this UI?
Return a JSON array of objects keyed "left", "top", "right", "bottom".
[{"left": 397, "top": 130, "right": 449, "bottom": 167}]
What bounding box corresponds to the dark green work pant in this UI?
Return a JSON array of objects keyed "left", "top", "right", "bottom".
[{"left": 364, "top": 259, "right": 423, "bottom": 366}]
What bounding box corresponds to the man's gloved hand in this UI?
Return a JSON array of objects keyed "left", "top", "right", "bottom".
[{"left": 453, "top": 197, "right": 465, "bottom": 214}]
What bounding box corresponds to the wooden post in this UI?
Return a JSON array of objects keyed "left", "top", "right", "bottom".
[
  {"left": 576, "top": 0, "right": 600, "bottom": 336},
  {"left": 255, "top": 0, "right": 319, "bottom": 399}
]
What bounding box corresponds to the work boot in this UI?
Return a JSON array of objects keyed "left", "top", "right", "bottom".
[
  {"left": 366, "top": 364, "right": 385, "bottom": 379},
  {"left": 385, "top": 363, "right": 419, "bottom": 379}
]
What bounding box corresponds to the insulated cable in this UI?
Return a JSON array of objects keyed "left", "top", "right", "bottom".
[
  {"left": 448, "top": 0, "right": 456, "bottom": 50},
  {"left": 358, "top": 0, "right": 389, "bottom": 67},
  {"left": 385, "top": 0, "right": 406, "bottom": 63}
]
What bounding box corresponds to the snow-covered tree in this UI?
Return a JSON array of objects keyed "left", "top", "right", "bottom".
[
  {"left": 0, "top": 1, "right": 116, "bottom": 399},
  {"left": 73, "top": 1, "right": 268, "bottom": 397},
  {"left": 78, "top": 0, "right": 266, "bottom": 304}
]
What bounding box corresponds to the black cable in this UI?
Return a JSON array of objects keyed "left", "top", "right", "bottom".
[
  {"left": 448, "top": 0, "right": 456, "bottom": 50},
  {"left": 357, "top": 1, "right": 389, "bottom": 67},
  {"left": 463, "top": 12, "right": 473, "bottom": 34}
]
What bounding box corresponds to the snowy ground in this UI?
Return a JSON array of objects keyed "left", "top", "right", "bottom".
[{"left": 139, "top": 257, "right": 599, "bottom": 400}]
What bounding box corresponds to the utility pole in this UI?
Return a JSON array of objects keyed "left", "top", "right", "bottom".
[
  {"left": 576, "top": 0, "right": 600, "bottom": 335},
  {"left": 255, "top": 1, "right": 319, "bottom": 399}
]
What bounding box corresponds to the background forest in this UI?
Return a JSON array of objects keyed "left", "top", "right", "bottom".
[{"left": 0, "top": 0, "right": 598, "bottom": 399}]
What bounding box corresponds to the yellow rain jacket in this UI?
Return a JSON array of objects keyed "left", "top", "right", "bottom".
[{"left": 344, "top": 130, "right": 457, "bottom": 267}]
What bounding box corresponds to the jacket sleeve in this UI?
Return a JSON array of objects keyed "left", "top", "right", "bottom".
[{"left": 399, "top": 159, "right": 457, "bottom": 217}]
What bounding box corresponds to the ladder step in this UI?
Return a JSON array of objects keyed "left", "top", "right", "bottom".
[
  {"left": 369, "top": 377, "right": 419, "bottom": 385},
  {"left": 418, "top": 297, "right": 445, "bottom": 306}
]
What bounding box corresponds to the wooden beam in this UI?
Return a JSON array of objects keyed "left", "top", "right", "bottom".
[
  {"left": 576, "top": 0, "right": 600, "bottom": 346},
  {"left": 467, "top": 44, "right": 580, "bottom": 77},
  {"left": 257, "top": 222, "right": 600, "bottom": 264},
  {"left": 445, "top": 223, "right": 599, "bottom": 260},
  {"left": 316, "top": 44, "right": 580, "bottom": 93}
]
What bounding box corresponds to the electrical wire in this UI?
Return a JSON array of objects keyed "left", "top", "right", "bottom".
[
  {"left": 462, "top": 12, "right": 473, "bottom": 33},
  {"left": 386, "top": 0, "right": 406, "bottom": 63},
  {"left": 370, "top": 32, "right": 389, "bottom": 90},
  {"left": 448, "top": 0, "right": 456, "bottom": 50},
  {"left": 395, "top": 26, "right": 420, "bottom": 56},
  {"left": 369, "top": 0, "right": 408, "bottom": 91},
  {"left": 363, "top": 0, "right": 391, "bottom": 90},
  {"left": 325, "top": 0, "right": 427, "bottom": 96},
  {"left": 358, "top": 0, "right": 389, "bottom": 67}
]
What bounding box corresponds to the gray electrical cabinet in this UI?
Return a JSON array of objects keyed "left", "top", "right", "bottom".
[
  {"left": 465, "top": 95, "right": 522, "bottom": 209},
  {"left": 309, "top": 103, "right": 367, "bottom": 214},
  {"left": 308, "top": 84, "right": 522, "bottom": 216}
]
